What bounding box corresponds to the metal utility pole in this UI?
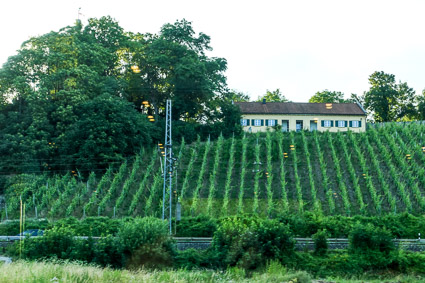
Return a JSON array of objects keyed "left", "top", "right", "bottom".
[{"left": 162, "top": 100, "right": 173, "bottom": 234}]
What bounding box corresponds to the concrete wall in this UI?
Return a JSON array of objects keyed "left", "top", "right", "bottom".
[{"left": 241, "top": 114, "right": 366, "bottom": 133}]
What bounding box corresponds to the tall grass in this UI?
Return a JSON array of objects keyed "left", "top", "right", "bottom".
[{"left": 0, "top": 260, "right": 313, "bottom": 283}]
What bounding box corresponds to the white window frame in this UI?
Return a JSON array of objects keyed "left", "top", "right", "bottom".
[
  {"left": 241, "top": 119, "right": 248, "bottom": 126},
  {"left": 267, "top": 119, "right": 276, "bottom": 127},
  {"left": 254, "top": 119, "right": 262, "bottom": 126},
  {"left": 323, "top": 120, "right": 332, "bottom": 127},
  {"left": 337, "top": 120, "right": 346, "bottom": 128},
  {"left": 351, "top": 120, "right": 360, "bottom": 128}
]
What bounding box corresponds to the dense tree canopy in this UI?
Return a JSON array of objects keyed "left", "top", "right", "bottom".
[
  {"left": 309, "top": 90, "right": 348, "bottom": 103},
  {"left": 363, "top": 71, "right": 416, "bottom": 122},
  {"left": 256, "top": 89, "right": 290, "bottom": 102},
  {"left": 417, "top": 90, "right": 425, "bottom": 120},
  {"left": 0, "top": 17, "right": 238, "bottom": 176}
]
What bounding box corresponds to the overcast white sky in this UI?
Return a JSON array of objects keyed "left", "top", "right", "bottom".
[{"left": 1, "top": 0, "right": 424, "bottom": 102}]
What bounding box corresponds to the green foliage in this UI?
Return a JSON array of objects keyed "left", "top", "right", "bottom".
[
  {"left": 397, "top": 251, "right": 425, "bottom": 274},
  {"left": 175, "top": 215, "right": 218, "bottom": 237},
  {"left": 256, "top": 89, "right": 290, "bottom": 102},
  {"left": 222, "top": 135, "right": 235, "bottom": 216},
  {"left": 17, "top": 226, "right": 76, "bottom": 260},
  {"left": 417, "top": 89, "right": 425, "bottom": 120},
  {"left": 52, "top": 216, "right": 121, "bottom": 236},
  {"left": 0, "top": 16, "right": 237, "bottom": 176},
  {"left": 309, "top": 90, "right": 347, "bottom": 103},
  {"left": 0, "top": 219, "right": 49, "bottom": 236},
  {"left": 174, "top": 249, "right": 210, "bottom": 269},
  {"left": 212, "top": 216, "right": 295, "bottom": 270},
  {"left": 349, "top": 223, "right": 398, "bottom": 270},
  {"left": 92, "top": 234, "right": 124, "bottom": 268},
  {"left": 13, "top": 217, "right": 174, "bottom": 269},
  {"left": 349, "top": 223, "right": 395, "bottom": 254},
  {"left": 364, "top": 71, "right": 417, "bottom": 122},
  {"left": 191, "top": 139, "right": 211, "bottom": 215},
  {"left": 312, "top": 229, "right": 328, "bottom": 255},
  {"left": 117, "top": 217, "right": 175, "bottom": 268},
  {"left": 276, "top": 212, "right": 425, "bottom": 238},
  {"left": 207, "top": 135, "right": 223, "bottom": 215},
  {"left": 12, "top": 224, "right": 123, "bottom": 267},
  {"left": 5, "top": 123, "right": 425, "bottom": 220},
  {"left": 61, "top": 95, "right": 152, "bottom": 172}
]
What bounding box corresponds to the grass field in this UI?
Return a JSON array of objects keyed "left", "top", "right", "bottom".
[{"left": 1, "top": 260, "right": 424, "bottom": 283}]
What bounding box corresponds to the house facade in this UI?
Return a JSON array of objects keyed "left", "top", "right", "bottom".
[{"left": 235, "top": 101, "right": 367, "bottom": 133}]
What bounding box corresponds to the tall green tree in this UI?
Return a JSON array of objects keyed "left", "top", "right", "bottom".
[
  {"left": 309, "top": 90, "right": 347, "bottom": 103},
  {"left": 125, "top": 19, "right": 228, "bottom": 122},
  {"left": 417, "top": 89, "right": 425, "bottom": 120},
  {"left": 0, "top": 16, "right": 237, "bottom": 175},
  {"left": 364, "top": 71, "right": 416, "bottom": 122},
  {"left": 226, "top": 90, "right": 250, "bottom": 102},
  {"left": 0, "top": 17, "right": 147, "bottom": 175},
  {"left": 256, "top": 89, "right": 290, "bottom": 102}
]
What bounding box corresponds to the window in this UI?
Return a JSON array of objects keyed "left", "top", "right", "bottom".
[
  {"left": 337, "top": 120, "right": 346, "bottom": 127},
  {"left": 241, "top": 119, "right": 248, "bottom": 126},
  {"left": 296, "top": 120, "right": 303, "bottom": 132},
  {"left": 267, "top": 119, "right": 276, "bottom": 127},
  {"left": 350, "top": 120, "right": 361, "bottom": 128},
  {"left": 254, "top": 119, "right": 263, "bottom": 126},
  {"left": 323, "top": 120, "right": 332, "bottom": 127},
  {"left": 281, "top": 120, "right": 289, "bottom": 132}
]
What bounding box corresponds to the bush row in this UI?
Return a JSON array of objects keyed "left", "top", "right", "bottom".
[
  {"left": 8, "top": 217, "right": 174, "bottom": 269},
  {"left": 6, "top": 215, "right": 425, "bottom": 278},
  {"left": 2, "top": 212, "right": 424, "bottom": 238}
]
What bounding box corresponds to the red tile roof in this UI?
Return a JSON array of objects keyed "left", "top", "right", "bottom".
[{"left": 235, "top": 102, "right": 366, "bottom": 116}]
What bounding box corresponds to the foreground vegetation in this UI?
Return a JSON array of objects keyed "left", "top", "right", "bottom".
[
  {"left": 2, "top": 216, "right": 425, "bottom": 281},
  {"left": 2, "top": 260, "right": 425, "bottom": 283},
  {"left": 3, "top": 122, "right": 425, "bottom": 220}
]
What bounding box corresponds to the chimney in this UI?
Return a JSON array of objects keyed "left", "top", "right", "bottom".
[{"left": 262, "top": 98, "right": 266, "bottom": 104}]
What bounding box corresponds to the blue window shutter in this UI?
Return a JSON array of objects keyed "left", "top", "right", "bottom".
[
  {"left": 261, "top": 120, "right": 264, "bottom": 126},
  {"left": 349, "top": 121, "right": 352, "bottom": 127},
  {"left": 331, "top": 121, "right": 334, "bottom": 127},
  {"left": 251, "top": 119, "right": 254, "bottom": 126},
  {"left": 247, "top": 119, "right": 250, "bottom": 126},
  {"left": 345, "top": 121, "right": 348, "bottom": 127},
  {"left": 265, "top": 119, "right": 268, "bottom": 126},
  {"left": 321, "top": 121, "right": 324, "bottom": 127},
  {"left": 275, "top": 120, "right": 278, "bottom": 125},
  {"left": 359, "top": 121, "right": 362, "bottom": 127}
]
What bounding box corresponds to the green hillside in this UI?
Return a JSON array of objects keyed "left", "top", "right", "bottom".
[{"left": 3, "top": 122, "right": 425, "bottom": 219}]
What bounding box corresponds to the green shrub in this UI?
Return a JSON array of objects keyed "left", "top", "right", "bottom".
[
  {"left": 174, "top": 248, "right": 210, "bottom": 269},
  {"left": 312, "top": 229, "right": 328, "bottom": 255},
  {"left": 16, "top": 226, "right": 76, "bottom": 259},
  {"left": 117, "top": 217, "right": 175, "bottom": 269},
  {"left": 92, "top": 234, "right": 124, "bottom": 268},
  {"left": 212, "top": 216, "right": 294, "bottom": 270},
  {"left": 349, "top": 223, "right": 395, "bottom": 254},
  {"left": 175, "top": 215, "right": 217, "bottom": 237},
  {"left": 0, "top": 219, "right": 50, "bottom": 236},
  {"left": 275, "top": 212, "right": 425, "bottom": 238},
  {"left": 52, "top": 216, "right": 121, "bottom": 236},
  {"left": 397, "top": 251, "right": 425, "bottom": 274},
  {"left": 349, "top": 223, "right": 398, "bottom": 269}
]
